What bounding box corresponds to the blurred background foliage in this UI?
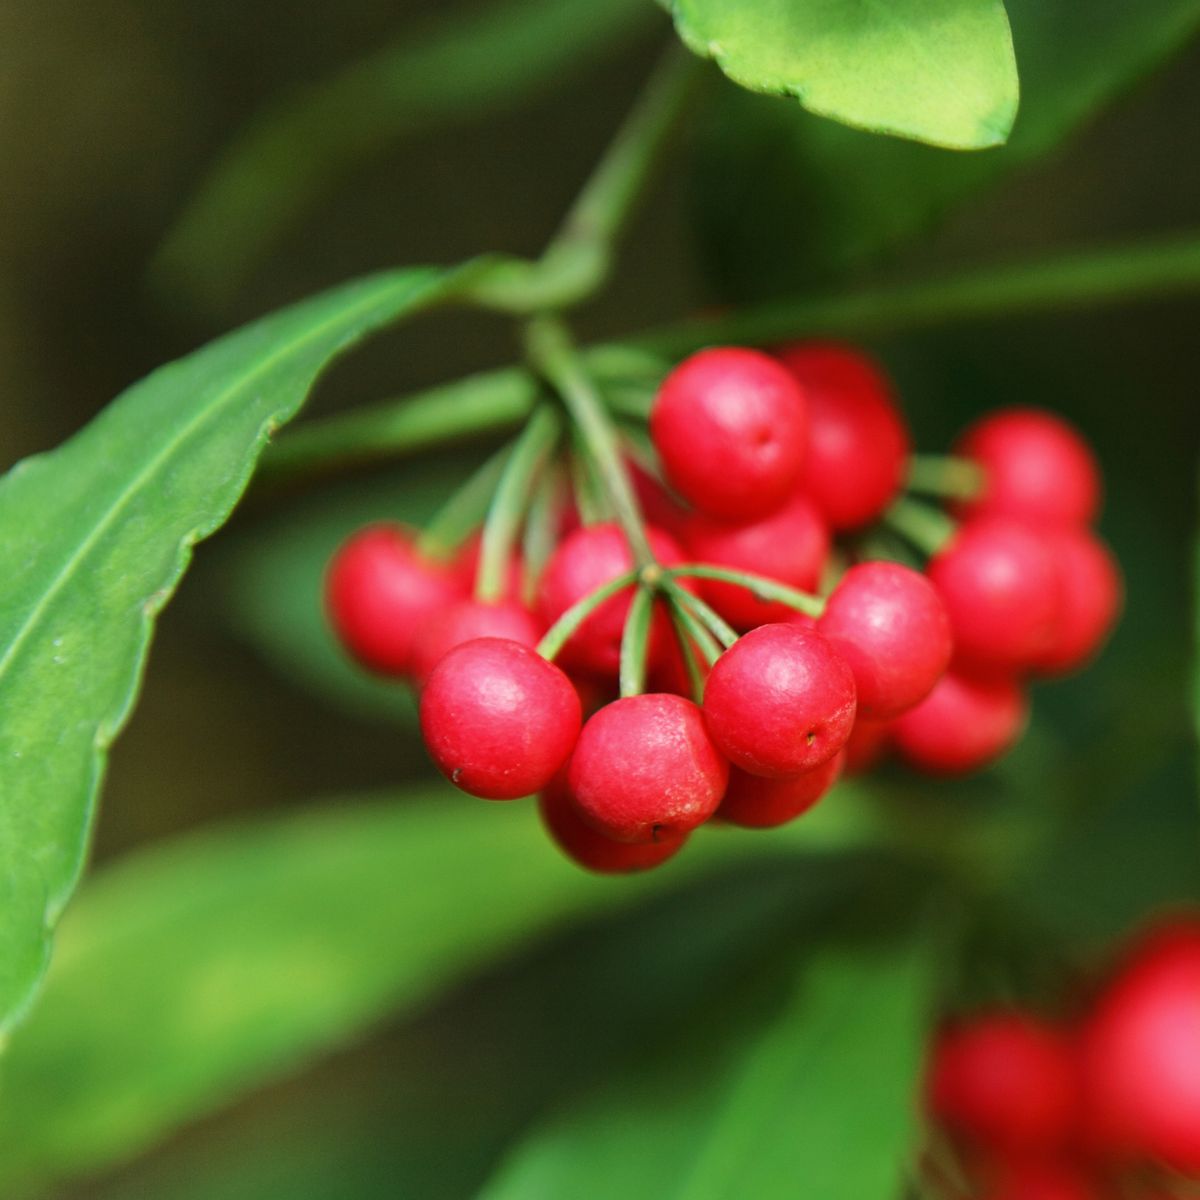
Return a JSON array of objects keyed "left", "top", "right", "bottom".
[{"left": 0, "top": 0, "right": 1198, "bottom": 1196}]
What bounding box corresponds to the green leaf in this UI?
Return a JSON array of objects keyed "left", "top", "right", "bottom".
[
  {"left": 0, "top": 259, "right": 491, "bottom": 1038},
  {"left": 480, "top": 927, "right": 936, "bottom": 1200},
  {"left": 668, "top": 0, "right": 1017, "bottom": 150},
  {"left": 152, "top": 0, "right": 662, "bottom": 310},
  {"left": 695, "top": 0, "right": 1200, "bottom": 297}
]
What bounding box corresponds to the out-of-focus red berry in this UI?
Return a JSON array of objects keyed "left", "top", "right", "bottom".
[{"left": 1034, "top": 528, "right": 1122, "bottom": 677}]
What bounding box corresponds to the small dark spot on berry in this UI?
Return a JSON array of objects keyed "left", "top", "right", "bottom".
[{"left": 806, "top": 731, "right": 816, "bottom": 746}]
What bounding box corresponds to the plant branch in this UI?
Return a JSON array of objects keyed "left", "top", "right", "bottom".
[{"left": 668, "top": 564, "right": 825, "bottom": 619}]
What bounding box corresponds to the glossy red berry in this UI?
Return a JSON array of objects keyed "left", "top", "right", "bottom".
[
  {"left": 326, "top": 524, "right": 463, "bottom": 676},
  {"left": 818, "top": 561, "right": 953, "bottom": 718},
  {"left": 538, "top": 776, "right": 687, "bottom": 873},
  {"left": 1034, "top": 527, "right": 1122, "bottom": 677},
  {"left": 842, "top": 716, "right": 892, "bottom": 775},
  {"left": 926, "top": 1012, "right": 1079, "bottom": 1153},
  {"left": 703, "top": 624, "right": 856, "bottom": 778},
  {"left": 1079, "top": 921, "right": 1200, "bottom": 1172},
  {"left": 682, "top": 493, "right": 829, "bottom": 629},
  {"left": 420, "top": 638, "right": 581, "bottom": 800},
  {"left": 892, "top": 670, "right": 1027, "bottom": 775},
  {"left": 650, "top": 347, "right": 807, "bottom": 520},
  {"left": 718, "top": 752, "right": 843, "bottom": 828},
  {"left": 954, "top": 407, "right": 1101, "bottom": 528},
  {"left": 775, "top": 341, "right": 910, "bottom": 531},
  {"left": 567, "top": 694, "right": 728, "bottom": 843},
  {"left": 928, "top": 518, "right": 1061, "bottom": 674},
  {"left": 409, "top": 598, "right": 542, "bottom": 687},
  {"left": 977, "top": 1160, "right": 1097, "bottom": 1200},
  {"left": 536, "top": 522, "right": 685, "bottom": 677}
]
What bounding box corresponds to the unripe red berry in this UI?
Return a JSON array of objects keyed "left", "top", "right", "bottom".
[
  {"left": 842, "top": 716, "right": 892, "bottom": 775},
  {"left": 536, "top": 522, "right": 685, "bottom": 677},
  {"left": 538, "top": 776, "right": 687, "bottom": 873},
  {"left": 774, "top": 341, "right": 910, "bottom": 531},
  {"left": 929, "top": 518, "right": 1061, "bottom": 674},
  {"left": 1079, "top": 921, "right": 1200, "bottom": 1173},
  {"left": 818, "top": 561, "right": 953, "bottom": 718},
  {"left": 892, "top": 670, "right": 1027, "bottom": 775},
  {"left": 977, "top": 1159, "right": 1097, "bottom": 1200},
  {"left": 718, "top": 752, "right": 843, "bottom": 828},
  {"left": 567, "top": 694, "right": 729, "bottom": 843},
  {"left": 650, "top": 347, "right": 807, "bottom": 520},
  {"left": 703, "top": 624, "right": 856, "bottom": 778},
  {"left": 682, "top": 493, "right": 829, "bottom": 629},
  {"left": 953, "top": 407, "right": 1101, "bottom": 528},
  {"left": 409, "top": 598, "right": 542, "bottom": 687},
  {"left": 326, "top": 524, "right": 463, "bottom": 676},
  {"left": 419, "top": 638, "right": 581, "bottom": 800},
  {"left": 926, "top": 1012, "right": 1079, "bottom": 1154},
  {"left": 1033, "top": 528, "right": 1122, "bottom": 677}
]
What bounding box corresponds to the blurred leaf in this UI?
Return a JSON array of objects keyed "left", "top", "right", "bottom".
[
  {"left": 668, "top": 0, "right": 1017, "bottom": 150},
  {"left": 480, "top": 925, "right": 936, "bottom": 1200},
  {"left": 0, "top": 786, "right": 886, "bottom": 1196},
  {"left": 0, "top": 259, "right": 491, "bottom": 1038},
  {"left": 695, "top": 0, "right": 1200, "bottom": 297},
  {"left": 152, "top": 0, "right": 662, "bottom": 309}
]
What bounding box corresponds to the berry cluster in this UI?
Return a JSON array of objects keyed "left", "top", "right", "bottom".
[
  {"left": 325, "top": 341, "right": 1121, "bottom": 873},
  {"left": 923, "top": 917, "right": 1200, "bottom": 1200}
]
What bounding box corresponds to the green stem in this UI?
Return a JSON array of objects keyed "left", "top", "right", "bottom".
[
  {"left": 537, "top": 569, "right": 640, "bottom": 662},
  {"left": 884, "top": 497, "right": 957, "bottom": 558},
  {"left": 521, "top": 463, "right": 566, "bottom": 606},
  {"left": 668, "top": 564, "right": 825, "bottom": 619},
  {"left": 618, "top": 585, "right": 655, "bottom": 698},
  {"left": 666, "top": 595, "right": 722, "bottom": 668},
  {"left": 417, "top": 442, "right": 514, "bottom": 559},
  {"left": 567, "top": 446, "right": 608, "bottom": 524},
  {"left": 907, "top": 454, "right": 985, "bottom": 500},
  {"left": 476, "top": 405, "right": 561, "bottom": 601},
  {"left": 665, "top": 601, "right": 710, "bottom": 704},
  {"left": 525, "top": 315, "right": 654, "bottom": 565},
  {"left": 660, "top": 577, "right": 738, "bottom": 650}
]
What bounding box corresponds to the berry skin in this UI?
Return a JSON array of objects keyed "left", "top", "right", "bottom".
[
  {"left": 703, "top": 624, "right": 857, "bottom": 778},
  {"left": 926, "top": 1012, "right": 1079, "bottom": 1154},
  {"left": 977, "top": 1160, "right": 1097, "bottom": 1200},
  {"left": 718, "top": 752, "right": 843, "bottom": 828},
  {"left": 953, "top": 407, "right": 1101, "bottom": 528},
  {"left": 818, "top": 561, "right": 953, "bottom": 718},
  {"left": 567, "top": 694, "right": 729, "bottom": 843},
  {"left": 650, "top": 347, "right": 807, "bottom": 520},
  {"left": 774, "top": 341, "right": 910, "bottom": 531},
  {"left": 538, "top": 776, "right": 687, "bottom": 873},
  {"left": 419, "top": 638, "right": 581, "bottom": 800},
  {"left": 1034, "top": 528, "right": 1122, "bottom": 677},
  {"left": 536, "top": 522, "right": 686, "bottom": 677},
  {"left": 842, "top": 716, "right": 892, "bottom": 775},
  {"left": 928, "top": 518, "right": 1061, "bottom": 674},
  {"left": 326, "top": 524, "right": 464, "bottom": 676},
  {"left": 892, "top": 670, "right": 1027, "bottom": 775},
  {"left": 409, "top": 599, "right": 542, "bottom": 687},
  {"left": 1079, "top": 921, "right": 1200, "bottom": 1173},
  {"left": 682, "top": 493, "right": 830, "bottom": 630}
]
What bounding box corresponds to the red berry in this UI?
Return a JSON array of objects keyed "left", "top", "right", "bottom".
[
  {"left": 1034, "top": 528, "right": 1122, "bottom": 677},
  {"left": 650, "top": 347, "right": 807, "bottom": 520},
  {"left": 627, "top": 456, "right": 689, "bottom": 538},
  {"left": 682, "top": 493, "right": 829, "bottom": 629},
  {"left": 410, "top": 599, "right": 542, "bottom": 687},
  {"left": 325, "top": 524, "right": 463, "bottom": 676},
  {"left": 818, "top": 561, "right": 953, "bottom": 718},
  {"left": 538, "top": 776, "right": 687, "bottom": 873},
  {"left": 929, "top": 518, "right": 1061, "bottom": 674},
  {"left": 977, "top": 1159, "right": 1097, "bottom": 1200},
  {"left": 842, "top": 716, "right": 892, "bottom": 775},
  {"left": 775, "top": 341, "right": 910, "bottom": 530},
  {"left": 926, "top": 1012, "right": 1079, "bottom": 1154},
  {"left": 1080, "top": 921, "right": 1200, "bottom": 1172},
  {"left": 703, "top": 624, "right": 856, "bottom": 778},
  {"left": 892, "top": 670, "right": 1027, "bottom": 775},
  {"left": 718, "top": 752, "right": 842, "bottom": 828},
  {"left": 536, "top": 522, "right": 685, "bottom": 677},
  {"left": 954, "top": 407, "right": 1101, "bottom": 528},
  {"left": 419, "top": 638, "right": 581, "bottom": 800},
  {"left": 567, "top": 694, "right": 729, "bottom": 843}
]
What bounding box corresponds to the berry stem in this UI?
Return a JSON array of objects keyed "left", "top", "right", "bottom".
[
  {"left": 906, "top": 454, "right": 985, "bottom": 500},
  {"left": 668, "top": 564, "right": 826, "bottom": 619},
  {"left": 618, "top": 584, "right": 654, "bottom": 699},
  {"left": 884, "top": 496, "right": 957, "bottom": 558},
  {"left": 476, "top": 405, "right": 561, "bottom": 602},
  {"left": 417, "top": 441, "right": 515, "bottom": 560},
  {"left": 520, "top": 462, "right": 567, "bottom": 607},
  {"left": 660, "top": 577, "right": 739, "bottom": 650},
  {"left": 536, "top": 569, "right": 640, "bottom": 662},
  {"left": 666, "top": 595, "right": 722, "bottom": 668}
]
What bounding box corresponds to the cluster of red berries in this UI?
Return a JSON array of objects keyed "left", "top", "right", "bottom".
[
  {"left": 325, "top": 341, "right": 1121, "bottom": 873},
  {"left": 923, "top": 917, "right": 1200, "bottom": 1200}
]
